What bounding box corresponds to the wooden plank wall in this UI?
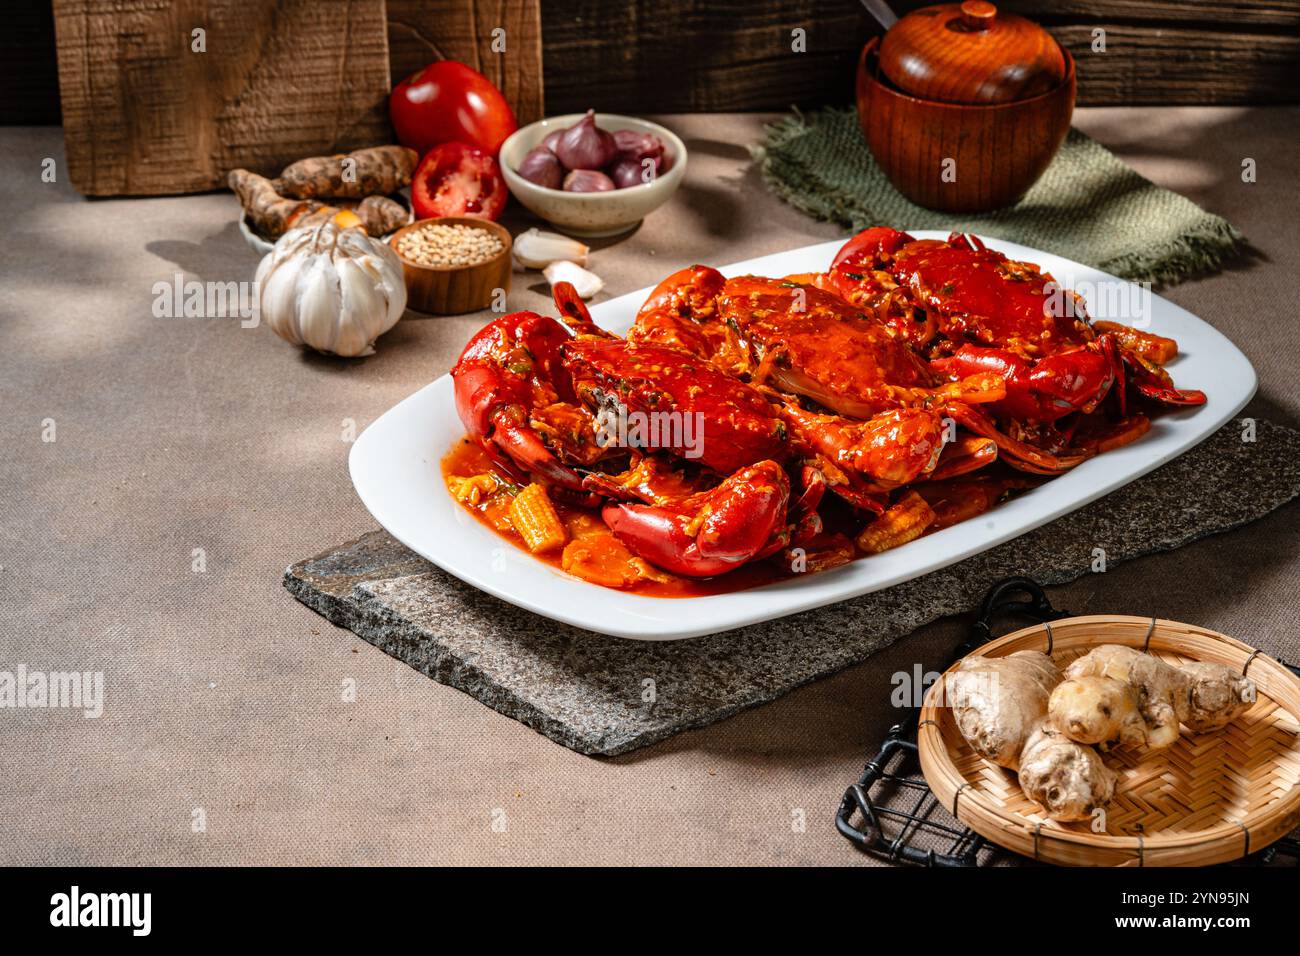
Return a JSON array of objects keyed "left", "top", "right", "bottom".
[
  {"left": 4, "top": 0, "right": 1300, "bottom": 126},
  {"left": 542, "top": 0, "right": 1300, "bottom": 111}
]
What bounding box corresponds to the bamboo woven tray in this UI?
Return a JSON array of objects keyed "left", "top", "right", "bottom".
[{"left": 918, "top": 615, "right": 1300, "bottom": 867}]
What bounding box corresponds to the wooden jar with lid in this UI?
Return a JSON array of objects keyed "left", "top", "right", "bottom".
[{"left": 855, "top": 1, "right": 1075, "bottom": 212}]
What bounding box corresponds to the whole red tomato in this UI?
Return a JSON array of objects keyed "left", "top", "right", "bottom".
[
  {"left": 410, "top": 142, "right": 508, "bottom": 221},
  {"left": 390, "top": 61, "right": 518, "bottom": 157}
]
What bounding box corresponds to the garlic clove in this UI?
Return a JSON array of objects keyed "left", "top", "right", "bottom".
[
  {"left": 260, "top": 258, "right": 305, "bottom": 345},
  {"left": 298, "top": 257, "right": 345, "bottom": 353},
  {"left": 336, "top": 258, "right": 386, "bottom": 357},
  {"left": 513, "top": 228, "right": 589, "bottom": 269},
  {"left": 543, "top": 260, "right": 604, "bottom": 300}
]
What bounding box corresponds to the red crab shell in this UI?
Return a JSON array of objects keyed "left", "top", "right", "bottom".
[{"left": 560, "top": 339, "right": 788, "bottom": 476}]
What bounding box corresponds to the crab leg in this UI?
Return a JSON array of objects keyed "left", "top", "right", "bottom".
[
  {"left": 927, "top": 434, "right": 999, "bottom": 481},
  {"left": 945, "top": 402, "right": 1091, "bottom": 475},
  {"left": 1119, "top": 347, "right": 1207, "bottom": 407},
  {"left": 932, "top": 342, "right": 1118, "bottom": 423},
  {"left": 551, "top": 280, "right": 613, "bottom": 338},
  {"left": 601, "top": 461, "right": 791, "bottom": 577}
]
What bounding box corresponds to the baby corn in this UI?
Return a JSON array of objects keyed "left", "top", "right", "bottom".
[
  {"left": 509, "top": 483, "right": 568, "bottom": 554},
  {"left": 856, "top": 491, "right": 937, "bottom": 555}
]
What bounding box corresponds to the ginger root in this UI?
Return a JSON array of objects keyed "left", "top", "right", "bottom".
[
  {"left": 1049, "top": 645, "right": 1255, "bottom": 752},
  {"left": 946, "top": 651, "right": 1117, "bottom": 822},
  {"left": 1046, "top": 675, "right": 1146, "bottom": 748}
]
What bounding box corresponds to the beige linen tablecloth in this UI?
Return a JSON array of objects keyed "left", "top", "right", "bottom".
[{"left": 2, "top": 109, "right": 1297, "bottom": 866}]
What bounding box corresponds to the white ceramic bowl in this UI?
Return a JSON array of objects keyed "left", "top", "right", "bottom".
[
  {"left": 500, "top": 113, "right": 687, "bottom": 238},
  {"left": 238, "top": 193, "right": 411, "bottom": 255}
]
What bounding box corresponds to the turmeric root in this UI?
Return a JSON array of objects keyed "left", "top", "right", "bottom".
[
  {"left": 353, "top": 194, "right": 410, "bottom": 236},
  {"left": 229, "top": 168, "right": 321, "bottom": 238},
  {"left": 946, "top": 651, "right": 1117, "bottom": 822},
  {"left": 229, "top": 169, "right": 409, "bottom": 239},
  {"left": 1049, "top": 645, "right": 1255, "bottom": 751},
  {"left": 274, "top": 145, "right": 418, "bottom": 200}
]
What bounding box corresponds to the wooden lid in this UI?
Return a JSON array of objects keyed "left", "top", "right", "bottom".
[{"left": 879, "top": 1, "right": 1066, "bottom": 104}]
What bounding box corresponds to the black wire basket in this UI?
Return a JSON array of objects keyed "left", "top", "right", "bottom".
[{"left": 834, "top": 576, "right": 1300, "bottom": 868}]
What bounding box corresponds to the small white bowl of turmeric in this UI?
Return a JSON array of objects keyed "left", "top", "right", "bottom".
[{"left": 231, "top": 145, "right": 418, "bottom": 253}]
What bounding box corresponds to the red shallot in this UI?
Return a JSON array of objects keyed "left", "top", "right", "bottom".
[
  {"left": 555, "top": 110, "right": 617, "bottom": 171},
  {"left": 563, "top": 169, "right": 616, "bottom": 193}
]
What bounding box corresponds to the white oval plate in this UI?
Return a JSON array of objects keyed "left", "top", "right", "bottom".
[{"left": 349, "top": 233, "right": 1256, "bottom": 640}]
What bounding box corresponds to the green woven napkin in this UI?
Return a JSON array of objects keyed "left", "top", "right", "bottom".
[{"left": 754, "top": 108, "right": 1244, "bottom": 286}]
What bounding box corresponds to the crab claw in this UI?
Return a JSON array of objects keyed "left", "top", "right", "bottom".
[
  {"left": 551, "top": 280, "right": 615, "bottom": 339},
  {"left": 830, "top": 226, "right": 915, "bottom": 274},
  {"left": 637, "top": 265, "right": 727, "bottom": 321},
  {"left": 933, "top": 344, "right": 1116, "bottom": 424},
  {"left": 452, "top": 311, "right": 590, "bottom": 494},
  {"left": 790, "top": 465, "right": 827, "bottom": 544},
  {"left": 779, "top": 402, "right": 949, "bottom": 487},
  {"left": 601, "top": 461, "right": 791, "bottom": 577}
]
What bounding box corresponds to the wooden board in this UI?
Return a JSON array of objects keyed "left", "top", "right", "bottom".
[
  {"left": 386, "top": 0, "right": 544, "bottom": 124},
  {"left": 51, "top": 0, "right": 393, "bottom": 196}
]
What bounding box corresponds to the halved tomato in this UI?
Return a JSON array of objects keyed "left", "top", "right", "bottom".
[{"left": 410, "top": 142, "right": 507, "bottom": 221}]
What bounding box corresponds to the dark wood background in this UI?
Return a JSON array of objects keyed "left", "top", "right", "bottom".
[
  {"left": 4, "top": 0, "right": 1299, "bottom": 125},
  {"left": 540, "top": 0, "right": 1300, "bottom": 111}
]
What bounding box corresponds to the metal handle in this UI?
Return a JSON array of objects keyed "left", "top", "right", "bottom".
[
  {"left": 858, "top": 0, "right": 898, "bottom": 30},
  {"left": 957, "top": 576, "right": 1068, "bottom": 658}
]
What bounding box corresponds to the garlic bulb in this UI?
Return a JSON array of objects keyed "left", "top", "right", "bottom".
[{"left": 255, "top": 221, "right": 407, "bottom": 357}]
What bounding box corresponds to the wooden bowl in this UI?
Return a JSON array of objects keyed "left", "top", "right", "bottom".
[
  {"left": 918, "top": 615, "right": 1300, "bottom": 867},
  {"left": 855, "top": 37, "right": 1075, "bottom": 213},
  {"left": 388, "top": 217, "right": 512, "bottom": 315}
]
